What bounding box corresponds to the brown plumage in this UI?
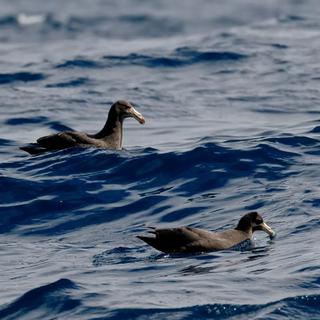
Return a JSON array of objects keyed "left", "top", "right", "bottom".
[
  {"left": 137, "top": 212, "right": 275, "bottom": 253},
  {"left": 20, "top": 100, "right": 145, "bottom": 154}
]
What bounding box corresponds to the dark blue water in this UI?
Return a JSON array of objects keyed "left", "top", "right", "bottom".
[{"left": 1, "top": 0, "right": 320, "bottom": 319}]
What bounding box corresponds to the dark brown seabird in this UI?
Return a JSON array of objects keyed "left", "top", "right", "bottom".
[
  {"left": 20, "top": 100, "right": 145, "bottom": 154},
  {"left": 137, "top": 212, "right": 275, "bottom": 254}
]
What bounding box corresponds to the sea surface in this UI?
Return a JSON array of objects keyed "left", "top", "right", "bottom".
[{"left": 1, "top": 0, "right": 320, "bottom": 319}]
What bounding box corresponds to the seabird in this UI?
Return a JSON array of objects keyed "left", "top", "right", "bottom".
[
  {"left": 20, "top": 100, "right": 145, "bottom": 154},
  {"left": 137, "top": 211, "right": 275, "bottom": 253}
]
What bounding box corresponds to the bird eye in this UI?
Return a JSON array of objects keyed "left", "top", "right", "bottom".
[
  {"left": 119, "top": 103, "right": 131, "bottom": 111},
  {"left": 255, "top": 219, "right": 263, "bottom": 224},
  {"left": 118, "top": 102, "right": 131, "bottom": 110}
]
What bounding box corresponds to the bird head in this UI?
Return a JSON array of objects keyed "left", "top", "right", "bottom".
[
  {"left": 114, "top": 100, "right": 145, "bottom": 124},
  {"left": 236, "top": 211, "right": 275, "bottom": 238}
]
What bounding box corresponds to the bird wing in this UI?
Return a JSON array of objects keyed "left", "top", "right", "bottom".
[
  {"left": 217, "top": 229, "right": 250, "bottom": 245},
  {"left": 140, "top": 227, "right": 250, "bottom": 253},
  {"left": 184, "top": 237, "right": 233, "bottom": 251},
  {"left": 155, "top": 226, "right": 202, "bottom": 243},
  {"left": 162, "top": 227, "right": 226, "bottom": 251},
  {"left": 140, "top": 227, "right": 206, "bottom": 253},
  {"left": 37, "top": 131, "right": 90, "bottom": 150}
]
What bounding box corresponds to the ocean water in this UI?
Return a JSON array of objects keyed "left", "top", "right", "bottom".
[{"left": 1, "top": 0, "right": 320, "bottom": 319}]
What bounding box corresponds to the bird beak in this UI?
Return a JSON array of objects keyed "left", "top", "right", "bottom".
[
  {"left": 130, "top": 106, "right": 145, "bottom": 124},
  {"left": 260, "top": 222, "right": 276, "bottom": 239}
]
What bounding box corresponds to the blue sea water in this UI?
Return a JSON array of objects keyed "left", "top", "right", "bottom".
[{"left": 1, "top": 0, "right": 320, "bottom": 319}]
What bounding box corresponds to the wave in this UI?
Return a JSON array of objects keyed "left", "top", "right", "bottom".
[
  {"left": 0, "top": 72, "right": 45, "bottom": 85},
  {"left": 103, "top": 49, "right": 247, "bottom": 68},
  {"left": 104, "top": 294, "right": 320, "bottom": 320},
  {"left": 309, "top": 125, "right": 320, "bottom": 134},
  {"left": 1, "top": 280, "right": 318, "bottom": 320},
  {"left": 92, "top": 246, "right": 142, "bottom": 266},
  {"left": 46, "top": 77, "right": 90, "bottom": 88},
  {"left": 5, "top": 116, "right": 72, "bottom": 131},
  {"left": 56, "top": 60, "right": 101, "bottom": 69},
  {"left": 55, "top": 46, "right": 248, "bottom": 70},
  {"left": 0, "top": 12, "right": 182, "bottom": 37},
  {"left": 0, "top": 14, "right": 48, "bottom": 27},
  {"left": 263, "top": 135, "right": 320, "bottom": 147},
  {"left": 0, "top": 138, "right": 13, "bottom": 146},
  {"left": 0, "top": 278, "right": 80, "bottom": 320},
  {"left": 0, "top": 139, "right": 297, "bottom": 235}
]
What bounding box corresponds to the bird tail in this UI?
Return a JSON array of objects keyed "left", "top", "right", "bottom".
[
  {"left": 136, "top": 235, "right": 166, "bottom": 252},
  {"left": 137, "top": 235, "right": 157, "bottom": 247},
  {"left": 20, "top": 144, "right": 47, "bottom": 155}
]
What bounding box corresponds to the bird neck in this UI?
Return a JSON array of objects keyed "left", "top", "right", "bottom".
[{"left": 94, "top": 106, "right": 123, "bottom": 149}]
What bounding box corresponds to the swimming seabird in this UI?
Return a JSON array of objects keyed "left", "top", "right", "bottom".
[
  {"left": 20, "top": 100, "right": 145, "bottom": 154},
  {"left": 137, "top": 212, "right": 275, "bottom": 253}
]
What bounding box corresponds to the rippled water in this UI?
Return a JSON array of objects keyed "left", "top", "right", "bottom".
[{"left": 1, "top": 0, "right": 320, "bottom": 319}]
